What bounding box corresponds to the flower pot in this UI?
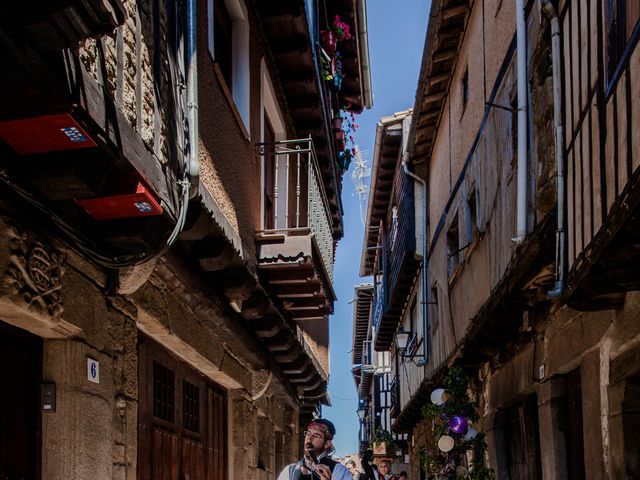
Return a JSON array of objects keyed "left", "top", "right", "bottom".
[
  {"left": 335, "top": 130, "right": 345, "bottom": 150},
  {"left": 332, "top": 117, "right": 343, "bottom": 131},
  {"left": 333, "top": 74, "right": 342, "bottom": 91},
  {"left": 321, "top": 30, "right": 337, "bottom": 54},
  {"left": 373, "top": 440, "right": 395, "bottom": 457}
]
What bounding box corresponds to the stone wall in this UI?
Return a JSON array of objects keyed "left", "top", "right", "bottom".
[
  {"left": 477, "top": 292, "right": 640, "bottom": 479},
  {"left": 77, "top": 0, "right": 174, "bottom": 164}
]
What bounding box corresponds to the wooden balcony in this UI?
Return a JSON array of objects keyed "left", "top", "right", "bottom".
[
  {"left": 373, "top": 166, "right": 422, "bottom": 351},
  {"left": 255, "top": 0, "right": 343, "bottom": 236},
  {"left": 256, "top": 138, "right": 336, "bottom": 322}
]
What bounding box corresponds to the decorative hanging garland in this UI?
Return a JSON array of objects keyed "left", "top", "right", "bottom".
[{"left": 421, "top": 367, "right": 495, "bottom": 480}]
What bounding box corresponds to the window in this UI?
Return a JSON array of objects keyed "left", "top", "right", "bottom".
[
  {"left": 466, "top": 189, "right": 479, "bottom": 244},
  {"left": 447, "top": 214, "right": 460, "bottom": 278},
  {"left": 430, "top": 283, "right": 439, "bottom": 331},
  {"left": 213, "top": 0, "right": 233, "bottom": 88},
  {"left": 153, "top": 361, "right": 175, "bottom": 423},
  {"left": 389, "top": 205, "right": 399, "bottom": 250},
  {"left": 607, "top": 0, "right": 640, "bottom": 79},
  {"left": 462, "top": 67, "right": 469, "bottom": 111},
  {"left": 208, "top": 0, "right": 250, "bottom": 132},
  {"left": 183, "top": 380, "right": 200, "bottom": 433}
]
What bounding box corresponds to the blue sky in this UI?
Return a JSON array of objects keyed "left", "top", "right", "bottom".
[{"left": 324, "top": 0, "right": 429, "bottom": 456}]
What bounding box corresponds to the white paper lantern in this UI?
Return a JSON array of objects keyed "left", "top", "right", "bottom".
[
  {"left": 437, "top": 435, "right": 455, "bottom": 452},
  {"left": 430, "top": 388, "right": 447, "bottom": 405}
]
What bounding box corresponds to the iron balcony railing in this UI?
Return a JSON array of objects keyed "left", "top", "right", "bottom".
[{"left": 257, "top": 137, "right": 335, "bottom": 280}]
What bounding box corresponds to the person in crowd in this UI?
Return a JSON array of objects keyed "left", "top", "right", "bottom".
[
  {"left": 277, "top": 419, "right": 352, "bottom": 480},
  {"left": 345, "top": 459, "right": 367, "bottom": 480},
  {"left": 398, "top": 471, "right": 408, "bottom": 480},
  {"left": 361, "top": 455, "right": 396, "bottom": 480}
]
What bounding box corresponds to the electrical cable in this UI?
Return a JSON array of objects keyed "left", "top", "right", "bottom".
[{"left": 0, "top": 169, "right": 190, "bottom": 269}]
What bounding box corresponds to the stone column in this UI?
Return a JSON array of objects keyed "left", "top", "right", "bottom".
[
  {"left": 42, "top": 339, "right": 114, "bottom": 480},
  {"left": 581, "top": 350, "right": 606, "bottom": 479},
  {"left": 536, "top": 377, "right": 568, "bottom": 480}
]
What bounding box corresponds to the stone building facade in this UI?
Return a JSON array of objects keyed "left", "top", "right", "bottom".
[
  {"left": 354, "top": 0, "right": 640, "bottom": 479},
  {"left": 0, "top": 0, "right": 370, "bottom": 479}
]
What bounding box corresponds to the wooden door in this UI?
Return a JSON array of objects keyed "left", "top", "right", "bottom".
[
  {"left": 504, "top": 395, "right": 541, "bottom": 480},
  {"left": 0, "top": 321, "right": 42, "bottom": 480},
  {"left": 138, "top": 335, "right": 227, "bottom": 480},
  {"left": 565, "top": 370, "right": 585, "bottom": 479}
]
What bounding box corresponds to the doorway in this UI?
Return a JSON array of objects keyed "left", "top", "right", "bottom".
[{"left": 0, "top": 321, "right": 42, "bottom": 480}]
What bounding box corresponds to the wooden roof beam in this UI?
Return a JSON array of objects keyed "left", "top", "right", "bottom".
[{"left": 441, "top": 4, "right": 469, "bottom": 21}]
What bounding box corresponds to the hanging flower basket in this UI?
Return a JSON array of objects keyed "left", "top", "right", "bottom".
[{"left": 321, "top": 30, "right": 337, "bottom": 54}]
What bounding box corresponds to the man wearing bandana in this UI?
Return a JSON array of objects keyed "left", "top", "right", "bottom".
[{"left": 277, "top": 419, "right": 352, "bottom": 480}]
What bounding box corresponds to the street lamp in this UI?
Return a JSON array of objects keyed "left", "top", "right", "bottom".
[
  {"left": 395, "top": 328, "right": 410, "bottom": 352},
  {"left": 395, "top": 328, "right": 424, "bottom": 363}
]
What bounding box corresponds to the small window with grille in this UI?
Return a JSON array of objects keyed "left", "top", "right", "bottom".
[
  {"left": 153, "top": 361, "right": 175, "bottom": 423},
  {"left": 446, "top": 214, "right": 460, "bottom": 279},
  {"left": 183, "top": 380, "right": 200, "bottom": 433}
]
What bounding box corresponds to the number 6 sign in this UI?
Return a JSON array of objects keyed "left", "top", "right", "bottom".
[{"left": 87, "top": 358, "right": 100, "bottom": 384}]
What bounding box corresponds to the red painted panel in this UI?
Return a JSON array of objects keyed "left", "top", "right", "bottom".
[
  {"left": 0, "top": 113, "right": 97, "bottom": 155},
  {"left": 76, "top": 182, "right": 163, "bottom": 220}
]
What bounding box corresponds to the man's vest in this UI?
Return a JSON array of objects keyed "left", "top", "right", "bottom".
[{"left": 288, "top": 456, "right": 338, "bottom": 479}]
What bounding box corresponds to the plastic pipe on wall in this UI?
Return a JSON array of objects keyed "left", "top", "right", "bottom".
[
  {"left": 541, "top": 0, "right": 566, "bottom": 298},
  {"left": 514, "top": 0, "right": 528, "bottom": 243}
]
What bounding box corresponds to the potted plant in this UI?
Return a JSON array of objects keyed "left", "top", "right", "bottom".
[
  {"left": 321, "top": 15, "right": 352, "bottom": 54},
  {"left": 338, "top": 148, "right": 355, "bottom": 171},
  {"left": 321, "top": 29, "right": 337, "bottom": 54},
  {"left": 320, "top": 55, "right": 334, "bottom": 81},
  {"left": 330, "top": 15, "right": 352, "bottom": 41},
  {"left": 372, "top": 428, "right": 396, "bottom": 457},
  {"left": 333, "top": 52, "right": 343, "bottom": 91}
]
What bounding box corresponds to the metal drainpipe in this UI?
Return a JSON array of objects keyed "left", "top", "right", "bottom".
[
  {"left": 513, "top": 0, "right": 528, "bottom": 243},
  {"left": 401, "top": 116, "right": 428, "bottom": 365},
  {"left": 356, "top": 0, "right": 373, "bottom": 109},
  {"left": 186, "top": 0, "right": 199, "bottom": 192},
  {"left": 542, "top": 0, "right": 566, "bottom": 298},
  {"left": 166, "top": 0, "right": 198, "bottom": 246}
]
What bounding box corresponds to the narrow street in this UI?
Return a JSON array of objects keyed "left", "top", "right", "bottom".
[{"left": 0, "top": 1, "right": 639, "bottom": 479}]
